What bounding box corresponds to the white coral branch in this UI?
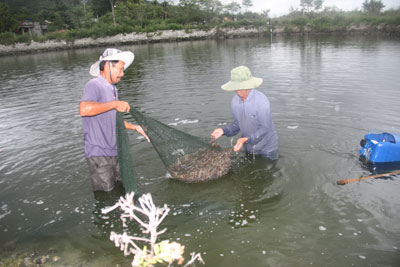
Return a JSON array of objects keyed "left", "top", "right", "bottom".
[
  {"left": 183, "top": 252, "right": 205, "bottom": 267},
  {"left": 102, "top": 192, "right": 204, "bottom": 266},
  {"left": 110, "top": 231, "right": 149, "bottom": 256},
  {"left": 101, "top": 192, "right": 170, "bottom": 254}
]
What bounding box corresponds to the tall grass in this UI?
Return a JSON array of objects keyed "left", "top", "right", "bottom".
[{"left": 276, "top": 10, "right": 400, "bottom": 32}]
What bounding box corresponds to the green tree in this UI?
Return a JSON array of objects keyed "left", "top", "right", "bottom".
[
  {"left": 161, "top": 1, "right": 169, "bottom": 19},
  {"left": 197, "top": 0, "right": 222, "bottom": 22},
  {"left": 68, "top": 4, "right": 86, "bottom": 27},
  {"left": 300, "top": 0, "right": 313, "bottom": 13},
  {"left": 261, "top": 9, "right": 270, "bottom": 18},
  {"left": 178, "top": 0, "right": 202, "bottom": 24},
  {"left": 300, "top": 0, "right": 324, "bottom": 14},
  {"left": 82, "top": 0, "right": 88, "bottom": 16},
  {"left": 362, "top": 0, "right": 385, "bottom": 14},
  {"left": 91, "top": 0, "right": 111, "bottom": 17},
  {"left": 198, "top": 0, "right": 222, "bottom": 13},
  {"left": 224, "top": 1, "right": 241, "bottom": 15},
  {"left": 109, "top": 0, "right": 116, "bottom": 26},
  {"left": 116, "top": 0, "right": 141, "bottom": 22},
  {"left": 314, "top": 0, "right": 323, "bottom": 11},
  {"left": 0, "top": 2, "right": 17, "bottom": 32},
  {"left": 148, "top": 1, "right": 164, "bottom": 19},
  {"left": 35, "top": 1, "right": 83, "bottom": 30},
  {"left": 242, "top": 0, "right": 252, "bottom": 12},
  {"left": 179, "top": 0, "right": 198, "bottom": 9},
  {"left": 2, "top": 0, "right": 53, "bottom": 13},
  {"left": 114, "top": 0, "right": 163, "bottom": 27}
]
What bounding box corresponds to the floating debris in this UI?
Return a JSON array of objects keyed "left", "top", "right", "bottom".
[{"left": 168, "top": 147, "right": 232, "bottom": 183}]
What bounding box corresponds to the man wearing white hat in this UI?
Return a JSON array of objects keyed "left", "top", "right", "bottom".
[
  {"left": 79, "top": 48, "right": 149, "bottom": 192},
  {"left": 211, "top": 66, "right": 278, "bottom": 160}
]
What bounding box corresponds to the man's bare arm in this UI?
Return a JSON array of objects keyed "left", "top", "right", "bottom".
[{"left": 79, "top": 101, "right": 130, "bottom": 116}]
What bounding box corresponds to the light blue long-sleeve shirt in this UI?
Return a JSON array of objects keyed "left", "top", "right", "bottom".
[{"left": 222, "top": 89, "right": 278, "bottom": 156}]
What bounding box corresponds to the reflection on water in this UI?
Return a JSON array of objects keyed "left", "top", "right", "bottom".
[{"left": 1, "top": 36, "right": 400, "bottom": 266}]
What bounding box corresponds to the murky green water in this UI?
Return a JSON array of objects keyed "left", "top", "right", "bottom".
[{"left": 1, "top": 35, "right": 400, "bottom": 266}]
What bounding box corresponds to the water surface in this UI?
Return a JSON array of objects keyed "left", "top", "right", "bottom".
[{"left": 1, "top": 35, "right": 400, "bottom": 266}]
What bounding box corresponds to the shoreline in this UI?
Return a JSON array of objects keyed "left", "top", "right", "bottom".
[{"left": 1, "top": 24, "right": 399, "bottom": 56}]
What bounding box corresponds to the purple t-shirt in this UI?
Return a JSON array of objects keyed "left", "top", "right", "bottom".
[{"left": 81, "top": 76, "right": 119, "bottom": 158}]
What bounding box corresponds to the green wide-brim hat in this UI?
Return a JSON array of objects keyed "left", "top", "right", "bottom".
[{"left": 221, "top": 66, "right": 263, "bottom": 91}]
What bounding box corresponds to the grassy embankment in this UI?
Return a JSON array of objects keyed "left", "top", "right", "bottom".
[{"left": 1, "top": 10, "right": 399, "bottom": 46}]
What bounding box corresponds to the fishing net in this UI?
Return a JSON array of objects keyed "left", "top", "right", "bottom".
[
  {"left": 117, "top": 106, "right": 232, "bottom": 185},
  {"left": 116, "top": 112, "right": 137, "bottom": 193}
]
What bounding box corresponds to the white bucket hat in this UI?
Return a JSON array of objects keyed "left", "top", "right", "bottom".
[
  {"left": 89, "top": 48, "right": 134, "bottom": 76},
  {"left": 221, "top": 66, "right": 263, "bottom": 91}
]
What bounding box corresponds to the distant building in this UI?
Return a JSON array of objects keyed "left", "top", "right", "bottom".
[{"left": 17, "top": 20, "right": 47, "bottom": 36}]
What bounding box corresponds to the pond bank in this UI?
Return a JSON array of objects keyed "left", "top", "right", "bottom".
[{"left": 1, "top": 24, "right": 399, "bottom": 56}]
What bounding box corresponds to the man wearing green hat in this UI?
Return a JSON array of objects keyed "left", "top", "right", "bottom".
[{"left": 211, "top": 66, "right": 278, "bottom": 160}]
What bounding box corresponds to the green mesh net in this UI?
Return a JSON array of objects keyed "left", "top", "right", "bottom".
[
  {"left": 116, "top": 106, "right": 232, "bottom": 187},
  {"left": 116, "top": 112, "right": 137, "bottom": 193}
]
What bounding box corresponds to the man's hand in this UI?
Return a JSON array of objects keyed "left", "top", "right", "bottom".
[
  {"left": 135, "top": 125, "right": 150, "bottom": 142},
  {"left": 115, "top": 101, "right": 130, "bottom": 113},
  {"left": 124, "top": 121, "right": 150, "bottom": 142},
  {"left": 211, "top": 128, "right": 224, "bottom": 140},
  {"left": 234, "top": 137, "right": 248, "bottom": 152}
]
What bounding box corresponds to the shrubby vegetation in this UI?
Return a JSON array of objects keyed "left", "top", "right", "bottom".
[
  {"left": 278, "top": 6, "right": 400, "bottom": 32},
  {"left": 0, "top": 0, "right": 399, "bottom": 45}
]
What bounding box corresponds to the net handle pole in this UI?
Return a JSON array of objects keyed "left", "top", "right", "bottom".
[{"left": 336, "top": 170, "right": 400, "bottom": 185}]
